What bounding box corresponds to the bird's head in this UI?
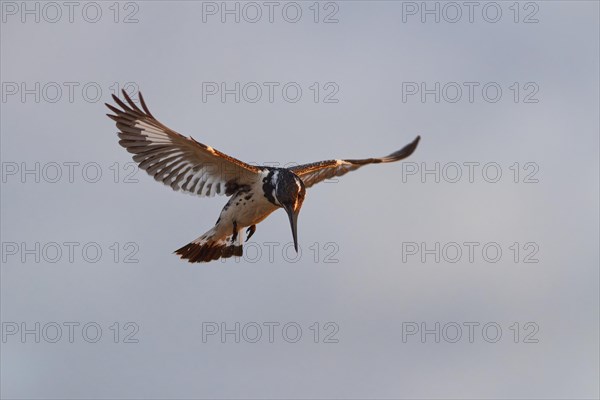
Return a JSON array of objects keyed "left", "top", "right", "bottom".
[{"left": 273, "top": 170, "right": 306, "bottom": 252}]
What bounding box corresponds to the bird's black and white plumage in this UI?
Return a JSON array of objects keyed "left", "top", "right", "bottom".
[{"left": 106, "top": 90, "right": 420, "bottom": 263}]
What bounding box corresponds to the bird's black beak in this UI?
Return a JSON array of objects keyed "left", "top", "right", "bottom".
[{"left": 284, "top": 205, "right": 299, "bottom": 252}]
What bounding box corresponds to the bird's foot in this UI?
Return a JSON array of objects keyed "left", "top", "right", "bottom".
[{"left": 231, "top": 221, "right": 238, "bottom": 244}]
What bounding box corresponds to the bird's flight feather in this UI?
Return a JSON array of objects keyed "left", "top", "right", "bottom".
[
  {"left": 289, "top": 136, "right": 421, "bottom": 188},
  {"left": 106, "top": 90, "right": 260, "bottom": 197}
]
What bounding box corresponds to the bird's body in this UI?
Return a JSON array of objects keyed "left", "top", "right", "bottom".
[
  {"left": 174, "top": 167, "right": 303, "bottom": 262},
  {"left": 218, "top": 173, "right": 276, "bottom": 230},
  {"left": 106, "top": 90, "right": 420, "bottom": 263}
]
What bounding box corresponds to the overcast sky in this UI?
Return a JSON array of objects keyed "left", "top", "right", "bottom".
[{"left": 1, "top": 1, "right": 599, "bottom": 399}]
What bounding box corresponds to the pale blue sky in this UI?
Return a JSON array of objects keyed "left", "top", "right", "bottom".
[{"left": 1, "top": 1, "right": 599, "bottom": 398}]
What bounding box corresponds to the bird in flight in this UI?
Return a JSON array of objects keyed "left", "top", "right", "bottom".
[{"left": 106, "top": 91, "right": 420, "bottom": 263}]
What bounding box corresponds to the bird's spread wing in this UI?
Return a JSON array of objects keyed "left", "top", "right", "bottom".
[
  {"left": 106, "top": 91, "right": 261, "bottom": 197},
  {"left": 290, "top": 136, "right": 421, "bottom": 188}
]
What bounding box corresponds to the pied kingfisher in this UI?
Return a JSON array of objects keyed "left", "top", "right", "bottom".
[{"left": 106, "top": 91, "right": 421, "bottom": 263}]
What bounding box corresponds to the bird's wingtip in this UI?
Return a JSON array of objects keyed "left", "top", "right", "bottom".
[{"left": 383, "top": 135, "right": 421, "bottom": 161}]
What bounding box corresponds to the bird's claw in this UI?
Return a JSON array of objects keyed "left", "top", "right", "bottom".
[{"left": 245, "top": 225, "right": 256, "bottom": 242}]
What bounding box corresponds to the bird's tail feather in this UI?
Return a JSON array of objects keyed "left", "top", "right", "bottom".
[{"left": 174, "top": 227, "right": 243, "bottom": 263}]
